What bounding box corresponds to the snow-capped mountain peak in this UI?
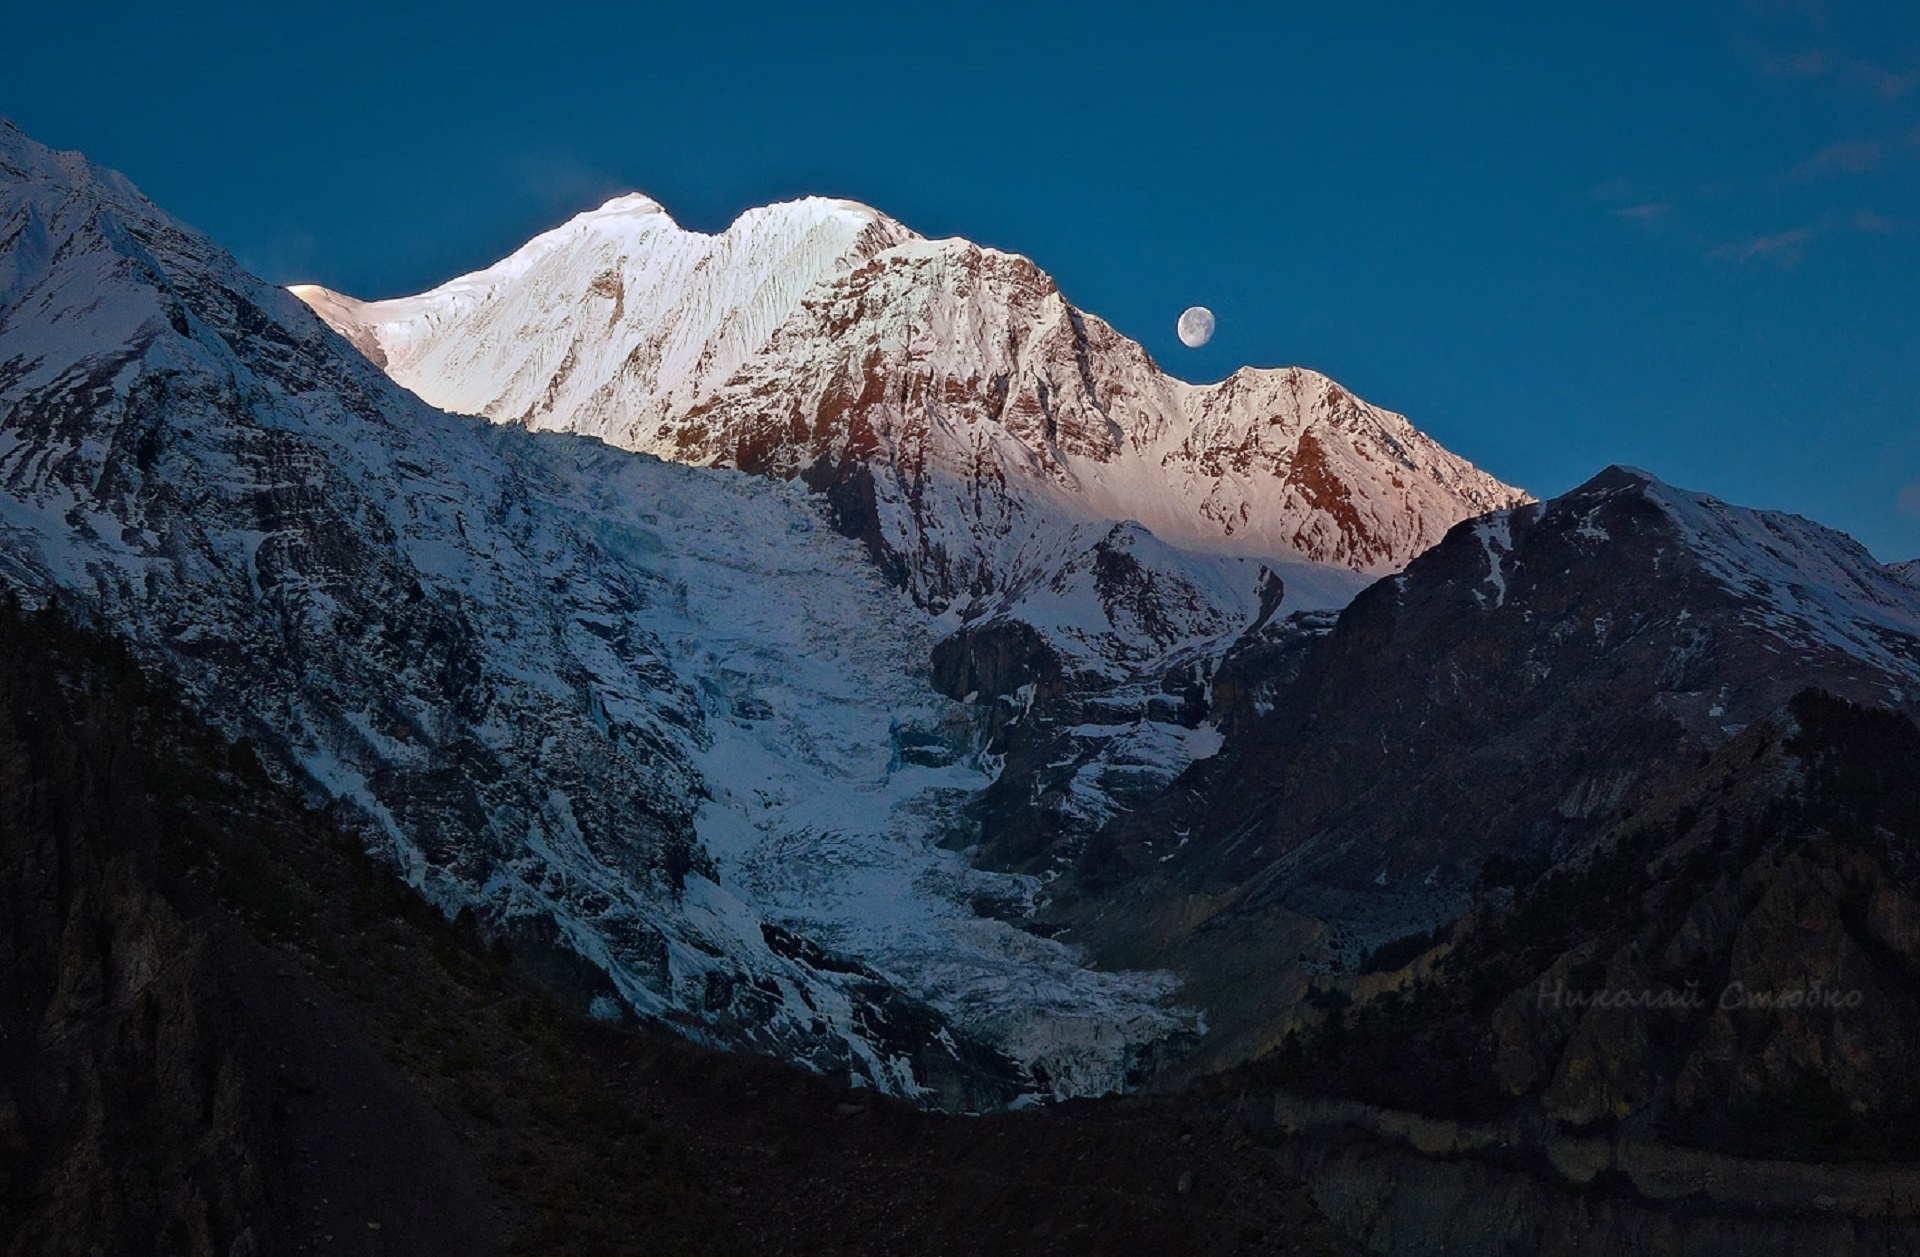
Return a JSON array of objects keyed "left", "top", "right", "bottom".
[
  {"left": 295, "top": 190, "right": 1531, "bottom": 616},
  {"left": 291, "top": 190, "right": 917, "bottom": 432}
]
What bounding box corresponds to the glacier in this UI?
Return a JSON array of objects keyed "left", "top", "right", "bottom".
[{"left": 0, "top": 121, "right": 1212, "bottom": 1105}]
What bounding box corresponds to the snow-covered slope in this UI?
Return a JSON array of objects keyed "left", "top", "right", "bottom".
[
  {"left": 1633, "top": 471, "right": 1920, "bottom": 685},
  {"left": 294, "top": 195, "right": 1530, "bottom": 616},
  {"left": 0, "top": 121, "right": 1195, "bottom": 1105},
  {"left": 293, "top": 194, "right": 912, "bottom": 430}
]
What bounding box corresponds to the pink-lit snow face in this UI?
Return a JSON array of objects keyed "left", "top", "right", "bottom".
[
  {"left": 292, "top": 192, "right": 1530, "bottom": 580},
  {"left": 1176, "top": 305, "right": 1214, "bottom": 348}
]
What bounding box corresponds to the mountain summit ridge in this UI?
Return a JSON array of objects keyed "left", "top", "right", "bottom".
[
  {"left": 291, "top": 192, "right": 915, "bottom": 435},
  {"left": 294, "top": 191, "right": 1531, "bottom": 610}
]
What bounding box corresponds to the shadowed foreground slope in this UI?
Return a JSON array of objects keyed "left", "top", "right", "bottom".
[{"left": 0, "top": 599, "right": 1356, "bottom": 1257}]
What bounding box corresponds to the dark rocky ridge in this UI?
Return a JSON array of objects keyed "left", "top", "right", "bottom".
[
  {"left": 1042, "top": 466, "right": 1920, "bottom": 1077},
  {"left": 0, "top": 600, "right": 499, "bottom": 1255},
  {"left": 1208, "top": 691, "right": 1920, "bottom": 1255},
  {"left": 1264, "top": 690, "right": 1920, "bottom": 1156},
  {"left": 1192, "top": 466, "right": 1920, "bottom": 902}
]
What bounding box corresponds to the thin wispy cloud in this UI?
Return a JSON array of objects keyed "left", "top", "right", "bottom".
[
  {"left": 1853, "top": 209, "right": 1910, "bottom": 234},
  {"left": 1590, "top": 181, "right": 1673, "bottom": 226},
  {"left": 1625, "top": 19, "right": 1918, "bottom": 274},
  {"left": 1849, "top": 60, "right": 1919, "bottom": 101},
  {"left": 1899, "top": 483, "right": 1920, "bottom": 519},
  {"left": 1709, "top": 228, "right": 1815, "bottom": 266},
  {"left": 1790, "top": 138, "right": 1885, "bottom": 180},
  {"left": 1734, "top": 15, "right": 1915, "bottom": 101},
  {"left": 1752, "top": 46, "right": 1830, "bottom": 77},
  {"left": 1743, "top": 0, "right": 1829, "bottom": 25},
  {"left": 1742, "top": 49, "right": 1918, "bottom": 100},
  {"left": 1614, "top": 201, "right": 1672, "bottom": 222},
  {"left": 501, "top": 151, "right": 628, "bottom": 219}
]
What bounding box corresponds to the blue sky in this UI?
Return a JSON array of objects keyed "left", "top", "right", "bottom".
[{"left": 8, "top": 1, "right": 1919, "bottom": 557}]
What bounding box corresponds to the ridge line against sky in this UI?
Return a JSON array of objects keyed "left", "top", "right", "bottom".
[{"left": 4, "top": 0, "right": 1918, "bottom": 560}]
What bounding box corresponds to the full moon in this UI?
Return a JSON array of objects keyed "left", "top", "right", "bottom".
[{"left": 1176, "top": 305, "right": 1215, "bottom": 348}]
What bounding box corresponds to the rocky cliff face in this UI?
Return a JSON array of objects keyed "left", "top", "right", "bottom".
[{"left": 0, "top": 603, "right": 503, "bottom": 1257}]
